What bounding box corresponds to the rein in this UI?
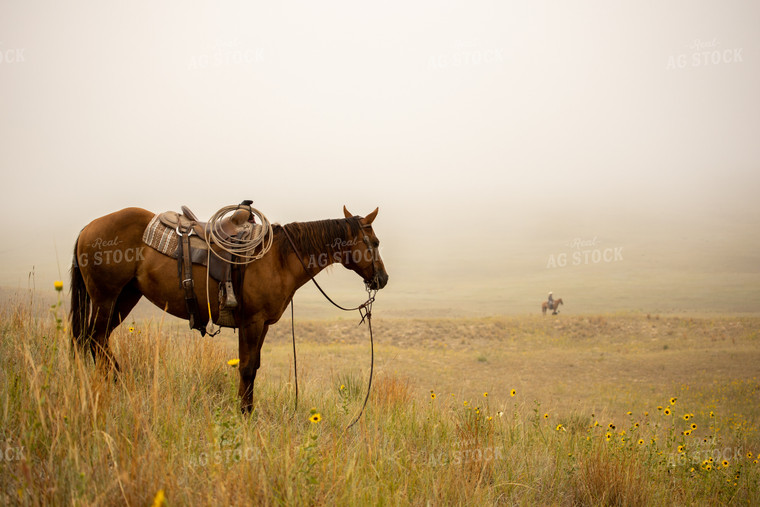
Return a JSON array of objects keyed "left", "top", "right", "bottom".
[{"left": 282, "top": 223, "right": 378, "bottom": 429}]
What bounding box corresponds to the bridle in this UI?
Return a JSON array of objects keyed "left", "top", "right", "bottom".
[
  {"left": 281, "top": 218, "right": 380, "bottom": 429},
  {"left": 360, "top": 223, "right": 382, "bottom": 293},
  {"left": 282, "top": 221, "right": 378, "bottom": 312}
]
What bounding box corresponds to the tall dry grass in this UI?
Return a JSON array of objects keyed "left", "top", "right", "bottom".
[{"left": 1, "top": 299, "right": 759, "bottom": 505}]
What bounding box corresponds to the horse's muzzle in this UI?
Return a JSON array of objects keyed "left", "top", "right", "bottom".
[{"left": 368, "top": 271, "right": 389, "bottom": 290}]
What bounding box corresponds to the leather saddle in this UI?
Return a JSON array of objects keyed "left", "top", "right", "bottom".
[
  {"left": 158, "top": 206, "right": 254, "bottom": 245},
  {"left": 155, "top": 203, "right": 257, "bottom": 335}
]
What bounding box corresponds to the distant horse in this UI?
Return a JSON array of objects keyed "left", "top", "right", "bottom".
[
  {"left": 70, "top": 206, "right": 388, "bottom": 413},
  {"left": 542, "top": 298, "right": 563, "bottom": 315}
]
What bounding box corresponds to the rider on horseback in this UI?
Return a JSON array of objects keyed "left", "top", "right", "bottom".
[{"left": 547, "top": 292, "right": 554, "bottom": 310}]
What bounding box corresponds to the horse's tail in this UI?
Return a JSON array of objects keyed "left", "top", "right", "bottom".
[{"left": 69, "top": 234, "right": 91, "bottom": 353}]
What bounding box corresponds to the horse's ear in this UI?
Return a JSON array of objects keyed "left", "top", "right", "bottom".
[
  {"left": 363, "top": 207, "right": 379, "bottom": 225},
  {"left": 343, "top": 205, "right": 353, "bottom": 219}
]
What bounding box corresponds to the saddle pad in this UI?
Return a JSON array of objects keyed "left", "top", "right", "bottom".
[
  {"left": 143, "top": 214, "right": 180, "bottom": 256},
  {"left": 142, "top": 215, "right": 213, "bottom": 267}
]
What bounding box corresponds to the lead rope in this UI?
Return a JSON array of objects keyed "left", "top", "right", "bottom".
[
  {"left": 346, "top": 287, "right": 375, "bottom": 429},
  {"left": 291, "top": 299, "right": 298, "bottom": 412},
  {"left": 282, "top": 225, "right": 377, "bottom": 430}
]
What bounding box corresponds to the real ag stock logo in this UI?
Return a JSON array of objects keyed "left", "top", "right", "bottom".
[
  {"left": 666, "top": 37, "right": 744, "bottom": 70},
  {"left": 0, "top": 445, "right": 25, "bottom": 462},
  {"left": 0, "top": 42, "right": 25, "bottom": 65},
  {"left": 546, "top": 237, "right": 623, "bottom": 269},
  {"left": 187, "top": 39, "right": 264, "bottom": 70}
]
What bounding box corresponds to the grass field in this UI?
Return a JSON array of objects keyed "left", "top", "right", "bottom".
[{"left": 1, "top": 291, "right": 759, "bottom": 505}]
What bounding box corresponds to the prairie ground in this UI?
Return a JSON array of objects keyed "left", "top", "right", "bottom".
[
  {"left": 1, "top": 296, "right": 759, "bottom": 505},
  {"left": 256, "top": 313, "right": 760, "bottom": 422}
]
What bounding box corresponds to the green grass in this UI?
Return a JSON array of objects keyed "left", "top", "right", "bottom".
[{"left": 1, "top": 300, "right": 759, "bottom": 505}]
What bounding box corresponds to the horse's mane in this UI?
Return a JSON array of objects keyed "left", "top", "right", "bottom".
[{"left": 274, "top": 217, "right": 362, "bottom": 266}]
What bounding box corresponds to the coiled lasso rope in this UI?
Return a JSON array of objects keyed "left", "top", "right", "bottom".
[
  {"left": 203, "top": 204, "right": 273, "bottom": 263},
  {"left": 202, "top": 204, "right": 273, "bottom": 336}
]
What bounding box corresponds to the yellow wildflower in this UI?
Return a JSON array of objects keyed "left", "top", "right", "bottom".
[
  {"left": 54, "top": 280, "right": 64, "bottom": 291},
  {"left": 227, "top": 358, "right": 240, "bottom": 367},
  {"left": 151, "top": 489, "right": 166, "bottom": 507},
  {"left": 309, "top": 413, "right": 322, "bottom": 424}
]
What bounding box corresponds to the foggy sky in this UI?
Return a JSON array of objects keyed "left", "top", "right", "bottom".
[{"left": 1, "top": 1, "right": 759, "bottom": 313}]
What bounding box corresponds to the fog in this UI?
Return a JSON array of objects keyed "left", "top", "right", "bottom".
[{"left": 1, "top": 1, "right": 759, "bottom": 316}]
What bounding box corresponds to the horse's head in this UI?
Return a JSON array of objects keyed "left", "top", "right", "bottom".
[{"left": 343, "top": 206, "right": 389, "bottom": 291}]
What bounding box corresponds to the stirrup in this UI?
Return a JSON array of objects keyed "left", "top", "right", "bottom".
[
  {"left": 216, "top": 307, "right": 237, "bottom": 328},
  {"left": 222, "top": 281, "right": 238, "bottom": 308}
]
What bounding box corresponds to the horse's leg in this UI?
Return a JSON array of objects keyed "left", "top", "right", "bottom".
[
  {"left": 89, "top": 282, "right": 142, "bottom": 375},
  {"left": 113, "top": 281, "right": 143, "bottom": 322},
  {"left": 238, "top": 318, "right": 270, "bottom": 414},
  {"left": 89, "top": 302, "right": 119, "bottom": 373},
  {"left": 75, "top": 206, "right": 152, "bottom": 373}
]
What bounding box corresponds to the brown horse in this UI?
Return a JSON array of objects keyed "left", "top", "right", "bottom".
[
  {"left": 541, "top": 298, "right": 563, "bottom": 315},
  {"left": 70, "top": 205, "right": 388, "bottom": 413}
]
